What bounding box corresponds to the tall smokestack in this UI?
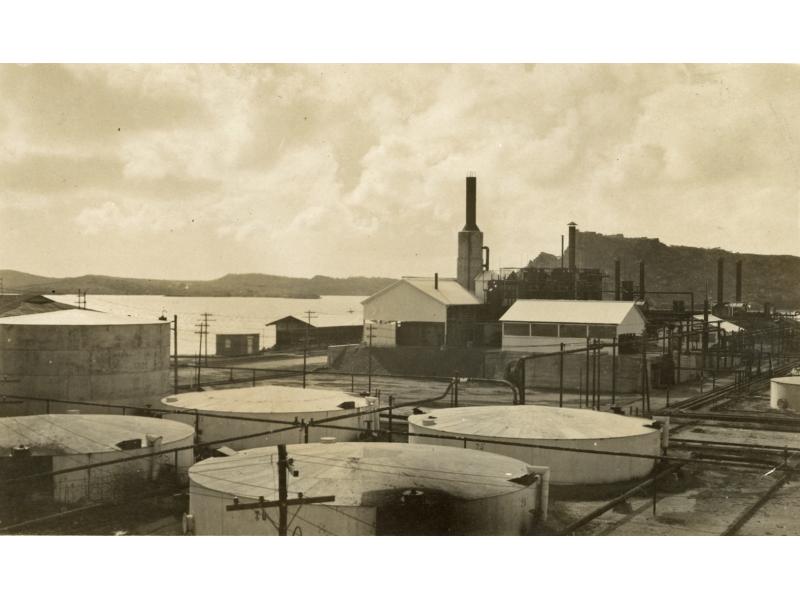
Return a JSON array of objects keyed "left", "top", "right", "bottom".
[
  {"left": 464, "top": 175, "right": 478, "bottom": 231},
  {"left": 735, "top": 259, "right": 742, "bottom": 302},
  {"left": 614, "top": 258, "right": 621, "bottom": 301},
  {"left": 457, "top": 173, "right": 484, "bottom": 292},
  {"left": 717, "top": 257, "right": 724, "bottom": 307},
  {"left": 568, "top": 222, "right": 577, "bottom": 271},
  {"left": 638, "top": 261, "right": 646, "bottom": 300}
]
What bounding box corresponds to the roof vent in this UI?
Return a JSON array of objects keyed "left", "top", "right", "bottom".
[
  {"left": 320, "top": 437, "right": 336, "bottom": 444},
  {"left": 116, "top": 438, "right": 143, "bottom": 451},
  {"left": 337, "top": 401, "right": 356, "bottom": 410}
]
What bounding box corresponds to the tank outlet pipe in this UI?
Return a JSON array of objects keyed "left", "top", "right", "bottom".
[
  {"left": 653, "top": 416, "right": 670, "bottom": 450},
  {"left": 526, "top": 465, "right": 550, "bottom": 523}
]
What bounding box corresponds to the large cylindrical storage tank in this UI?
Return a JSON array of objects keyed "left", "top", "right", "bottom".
[
  {"left": 0, "top": 414, "right": 194, "bottom": 512},
  {"left": 187, "top": 442, "right": 546, "bottom": 535},
  {"left": 770, "top": 376, "right": 800, "bottom": 411},
  {"left": 0, "top": 309, "right": 170, "bottom": 416},
  {"left": 162, "top": 386, "right": 377, "bottom": 451},
  {"left": 408, "top": 406, "right": 661, "bottom": 485}
]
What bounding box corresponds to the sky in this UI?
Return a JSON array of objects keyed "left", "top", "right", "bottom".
[{"left": 0, "top": 63, "right": 798, "bottom": 281}]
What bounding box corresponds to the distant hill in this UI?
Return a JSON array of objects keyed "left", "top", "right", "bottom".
[
  {"left": 531, "top": 232, "right": 800, "bottom": 309},
  {"left": 0, "top": 270, "right": 397, "bottom": 299}
]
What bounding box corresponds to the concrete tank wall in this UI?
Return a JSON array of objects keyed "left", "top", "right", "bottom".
[
  {"left": 0, "top": 322, "right": 170, "bottom": 415},
  {"left": 164, "top": 408, "right": 371, "bottom": 451},
  {"left": 407, "top": 423, "right": 660, "bottom": 485},
  {"left": 771, "top": 377, "right": 800, "bottom": 411}
]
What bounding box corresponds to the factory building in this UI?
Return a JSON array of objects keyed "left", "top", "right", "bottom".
[
  {"left": 162, "top": 385, "right": 378, "bottom": 452},
  {"left": 499, "top": 299, "right": 646, "bottom": 352},
  {"left": 266, "top": 315, "right": 363, "bottom": 350},
  {"left": 362, "top": 276, "right": 482, "bottom": 347},
  {"left": 0, "top": 309, "right": 171, "bottom": 416},
  {"left": 215, "top": 333, "right": 260, "bottom": 357},
  {"left": 0, "top": 414, "right": 194, "bottom": 512},
  {"left": 187, "top": 442, "right": 549, "bottom": 535},
  {"left": 408, "top": 406, "right": 663, "bottom": 485}
]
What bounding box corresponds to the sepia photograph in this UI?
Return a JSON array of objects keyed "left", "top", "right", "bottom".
[{"left": 1, "top": 8, "right": 800, "bottom": 597}]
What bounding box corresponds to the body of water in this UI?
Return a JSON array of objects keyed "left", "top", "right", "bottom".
[{"left": 47, "top": 294, "right": 367, "bottom": 354}]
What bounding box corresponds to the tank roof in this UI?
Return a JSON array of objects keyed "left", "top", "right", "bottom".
[
  {"left": 0, "top": 415, "right": 194, "bottom": 455},
  {"left": 408, "top": 406, "right": 657, "bottom": 441},
  {"left": 162, "top": 385, "right": 370, "bottom": 414},
  {"left": 772, "top": 376, "right": 800, "bottom": 387},
  {"left": 0, "top": 308, "right": 165, "bottom": 326},
  {"left": 189, "top": 442, "right": 533, "bottom": 506}
]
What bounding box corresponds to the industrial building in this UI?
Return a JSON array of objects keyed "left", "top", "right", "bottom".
[
  {"left": 0, "top": 414, "right": 194, "bottom": 510},
  {"left": 266, "top": 314, "right": 363, "bottom": 350},
  {"left": 499, "top": 299, "right": 646, "bottom": 352},
  {"left": 162, "top": 385, "right": 377, "bottom": 451},
  {"left": 215, "top": 333, "right": 260, "bottom": 357},
  {"left": 187, "top": 442, "right": 549, "bottom": 535},
  {"left": 0, "top": 309, "right": 171, "bottom": 416},
  {"left": 362, "top": 276, "right": 483, "bottom": 347},
  {"left": 407, "top": 406, "right": 663, "bottom": 485}
]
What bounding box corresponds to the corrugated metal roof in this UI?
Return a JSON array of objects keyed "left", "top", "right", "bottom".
[
  {"left": 693, "top": 315, "right": 743, "bottom": 332},
  {"left": 500, "top": 300, "right": 640, "bottom": 324},
  {"left": 408, "top": 406, "right": 657, "bottom": 440},
  {"left": 0, "top": 415, "right": 194, "bottom": 455},
  {"left": 189, "top": 442, "right": 532, "bottom": 505},
  {"left": 266, "top": 313, "right": 363, "bottom": 328},
  {"left": 0, "top": 308, "right": 165, "bottom": 326},
  {"left": 162, "top": 385, "right": 369, "bottom": 414},
  {"left": 402, "top": 277, "right": 480, "bottom": 306}
]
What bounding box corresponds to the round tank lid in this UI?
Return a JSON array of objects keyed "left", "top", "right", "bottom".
[{"left": 408, "top": 405, "right": 658, "bottom": 441}]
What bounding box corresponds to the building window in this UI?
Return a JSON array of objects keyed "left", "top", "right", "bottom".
[
  {"left": 531, "top": 323, "right": 558, "bottom": 337},
  {"left": 503, "top": 322, "right": 530, "bottom": 336},
  {"left": 588, "top": 324, "right": 617, "bottom": 339},
  {"left": 559, "top": 323, "right": 588, "bottom": 338},
  {"left": 224, "top": 339, "right": 232, "bottom": 349}
]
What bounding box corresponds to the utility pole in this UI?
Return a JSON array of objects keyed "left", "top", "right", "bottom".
[
  {"left": 194, "top": 319, "right": 206, "bottom": 388},
  {"left": 76, "top": 289, "right": 87, "bottom": 309},
  {"left": 201, "top": 312, "right": 215, "bottom": 366},
  {"left": 302, "top": 311, "right": 317, "bottom": 389},
  {"left": 225, "top": 444, "right": 335, "bottom": 536},
  {"left": 173, "top": 315, "right": 178, "bottom": 394}
]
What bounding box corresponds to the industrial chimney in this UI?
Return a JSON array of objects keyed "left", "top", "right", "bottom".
[
  {"left": 638, "top": 261, "right": 646, "bottom": 300},
  {"left": 457, "top": 174, "right": 484, "bottom": 293},
  {"left": 568, "top": 222, "right": 577, "bottom": 271},
  {"left": 735, "top": 259, "right": 742, "bottom": 302},
  {"left": 614, "top": 258, "right": 621, "bottom": 301},
  {"left": 716, "top": 257, "right": 725, "bottom": 308}
]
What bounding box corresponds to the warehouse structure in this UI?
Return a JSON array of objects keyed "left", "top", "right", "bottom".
[
  {"left": 266, "top": 314, "right": 362, "bottom": 350},
  {"left": 162, "top": 385, "right": 377, "bottom": 452},
  {"left": 187, "top": 442, "right": 549, "bottom": 535},
  {"left": 0, "top": 309, "right": 171, "bottom": 416},
  {"left": 0, "top": 414, "right": 194, "bottom": 511},
  {"left": 408, "top": 405, "right": 663, "bottom": 485},
  {"left": 499, "top": 299, "right": 646, "bottom": 352}
]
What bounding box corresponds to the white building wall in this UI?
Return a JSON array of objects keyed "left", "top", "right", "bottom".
[
  {"left": 363, "top": 282, "right": 446, "bottom": 323},
  {"left": 363, "top": 321, "right": 397, "bottom": 347}
]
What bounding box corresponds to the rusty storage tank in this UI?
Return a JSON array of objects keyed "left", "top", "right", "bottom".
[
  {"left": 770, "top": 376, "right": 800, "bottom": 411},
  {"left": 186, "top": 442, "right": 549, "bottom": 535},
  {"left": 0, "top": 414, "right": 194, "bottom": 511},
  {"left": 0, "top": 309, "right": 170, "bottom": 416},
  {"left": 407, "top": 405, "right": 663, "bottom": 485},
  {"left": 162, "top": 385, "right": 378, "bottom": 452}
]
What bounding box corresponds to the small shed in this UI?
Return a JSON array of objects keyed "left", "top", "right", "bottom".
[
  {"left": 499, "top": 299, "right": 646, "bottom": 352},
  {"left": 216, "top": 333, "right": 260, "bottom": 357},
  {"left": 266, "top": 314, "right": 362, "bottom": 350}
]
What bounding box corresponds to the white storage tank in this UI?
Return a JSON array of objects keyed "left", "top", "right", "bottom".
[
  {"left": 0, "top": 309, "right": 170, "bottom": 416},
  {"left": 0, "top": 414, "right": 194, "bottom": 508},
  {"left": 770, "top": 376, "right": 800, "bottom": 411},
  {"left": 162, "top": 385, "right": 378, "bottom": 451},
  {"left": 187, "top": 442, "right": 548, "bottom": 535},
  {"left": 408, "top": 405, "right": 662, "bottom": 485}
]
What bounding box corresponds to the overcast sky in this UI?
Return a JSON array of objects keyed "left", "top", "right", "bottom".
[{"left": 1, "top": 64, "right": 798, "bottom": 280}]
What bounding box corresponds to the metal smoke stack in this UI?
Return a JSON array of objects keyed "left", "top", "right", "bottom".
[
  {"left": 735, "top": 260, "right": 742, "bottom": 302},
  {"left": 568, "top": 222, "right": 577, "bottom": 271},
  {"left": 614, "top": 258, "right": 621, "bottom": 301},
  {"left": 639, "top": 261, "right": 646, "bottom": 300},
  {"left": 717, "top": 257, "right": 724, "bottom": 306},
  {"left": 463, "top": 175, "right": 479, "bottom": 232}
]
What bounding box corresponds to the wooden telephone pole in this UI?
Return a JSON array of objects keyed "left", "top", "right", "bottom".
[
  {"left": 225, "top": 444, "right": 335, "bottom": 535},
  {"left": 302, "top": 311, "right": 317, "bottom": 388}
]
